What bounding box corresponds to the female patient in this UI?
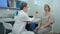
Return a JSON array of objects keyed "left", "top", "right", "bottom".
[{"left": 35, "top": 4, "right": 55, "bottom": 34}]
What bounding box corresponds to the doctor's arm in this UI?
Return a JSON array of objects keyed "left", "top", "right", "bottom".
[
  {"left": 26, "top": 10, "right": 38, "bottom": 22},
  {"left": 33, "top": 10, "right": 38, "bottom": 18}
]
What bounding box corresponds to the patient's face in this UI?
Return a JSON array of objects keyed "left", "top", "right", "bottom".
[{"left": 44, "top": 5, "right": 49, "bottom": 12}]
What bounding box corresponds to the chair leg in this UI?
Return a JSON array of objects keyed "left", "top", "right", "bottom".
[{"left": 4, "top": 28, "right": 6, "bottom": 34}]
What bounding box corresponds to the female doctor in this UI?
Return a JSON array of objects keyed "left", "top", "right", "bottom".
[{"left": 12, "top": 2, "right": 38, "bottom": 34}]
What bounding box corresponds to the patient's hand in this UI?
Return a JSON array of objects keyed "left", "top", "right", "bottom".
[
  {"left": 39, "top": 26, "right": 44, "bottom": 30},
  {"left": 36, "top": 26, "right": 40, "bottom": 30}
]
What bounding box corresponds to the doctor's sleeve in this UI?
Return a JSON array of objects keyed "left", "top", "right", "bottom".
[{"left": 22, "top": 14, "right": 34, "bottom": 22}]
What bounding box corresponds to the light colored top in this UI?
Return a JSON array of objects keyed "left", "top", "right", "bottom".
[
  {"left": 41, "top": 13, "right": 55, "bottom": 27},
  {"left": 12, "top": 10, "right": 34, "bottom": 34},
  {"left": 15, "top": 10, "right": 34, "bottom": 23}
]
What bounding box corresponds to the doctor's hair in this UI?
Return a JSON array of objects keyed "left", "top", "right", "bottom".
[{"left": 20, "top": 2, "right": 27, "bottom": 10}]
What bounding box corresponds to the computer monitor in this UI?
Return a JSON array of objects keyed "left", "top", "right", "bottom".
[{"left": 0, "top": 0, "right": 7, "bottom": 7}]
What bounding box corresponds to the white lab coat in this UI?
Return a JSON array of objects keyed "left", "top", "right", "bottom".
[{"left": 12, "top": 10, "right": 34, "bottom": 34}]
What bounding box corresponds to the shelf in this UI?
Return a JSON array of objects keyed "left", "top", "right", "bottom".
[{"left": 0, "top": 7, "right": 20, "bottom": 10}]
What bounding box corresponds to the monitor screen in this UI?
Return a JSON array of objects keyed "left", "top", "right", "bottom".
[{"left": 0, "top": 0, "right": 7, "bottom": 7}]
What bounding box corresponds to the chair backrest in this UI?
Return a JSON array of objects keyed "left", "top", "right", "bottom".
[
  {"left": 3, "top": 22, "right": 12, "bottom": 30},
  {"left": 48, "top": 24, "right": 54, "bottom": 34}
]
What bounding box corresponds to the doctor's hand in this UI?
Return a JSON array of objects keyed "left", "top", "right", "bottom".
[
  {"left": 34, "top": 10, "right": 38, "bottom": 18},
  {"left": 35, "top": 10, "right": 38, "bottom": 14},
  {"left": 27, "top": 21, "right": 32, "bottom": 24}
]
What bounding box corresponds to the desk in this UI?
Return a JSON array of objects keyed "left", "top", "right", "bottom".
[
  {"left": 0, "top": 18, "right": 15, "bottom": 26},
  {"left": 0, "top": 18, "right": 15, "bottom": 22}
]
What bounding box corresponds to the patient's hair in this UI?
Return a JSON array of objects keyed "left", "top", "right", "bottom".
[
  {"left": 44, "top": 4, "right": 51, "bottom": 12},
  {"left": 20, "top": 2, "right": 27, "bottom": 10}
]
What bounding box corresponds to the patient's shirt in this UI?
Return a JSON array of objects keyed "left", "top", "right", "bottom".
[{"left": 41, "top": 13, "right": 55, "bottom": 27}]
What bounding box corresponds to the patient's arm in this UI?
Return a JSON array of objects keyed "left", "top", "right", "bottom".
[
  {"left": 43, "top": 21, "right": 53, "bottom": 28},
  {"left": 38, "top": 20, "right": 42, "bottom": 27},
  {"left": 41, "top": 15, "right": 54, "bottom": 28},
  {"left": 36, "top": 20, "right": 42, "bottom": 30},
  {"left": 37, "top": 21, "right": 53, "bottom": 30}
]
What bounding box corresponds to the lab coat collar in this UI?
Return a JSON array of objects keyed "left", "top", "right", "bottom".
[{"left": 20, "top": 10, "right": 27, "bottom": 14}]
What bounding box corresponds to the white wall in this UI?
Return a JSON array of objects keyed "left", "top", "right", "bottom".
[
  {"left": 52, "top": 0, "right": 60, "bottom": 33},
  {"left": 27, "top": 0, "right": 52, "bottom": 18}
]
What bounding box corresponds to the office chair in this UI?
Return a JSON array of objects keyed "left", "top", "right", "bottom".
[{"left": 2, "top": 22, "right": 12, "bottom": 34}]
